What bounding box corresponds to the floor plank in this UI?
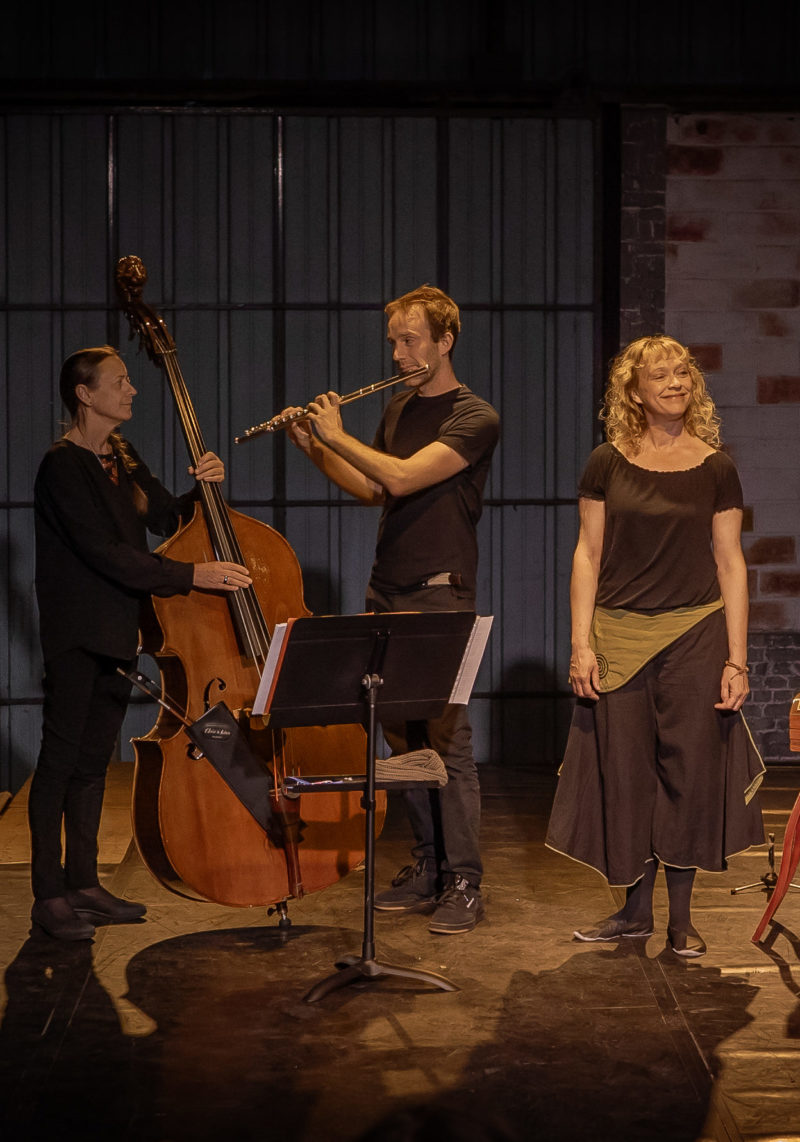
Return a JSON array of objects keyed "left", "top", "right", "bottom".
[{"left": 1, "top": 765, "right": 799, "bottom": 1141}]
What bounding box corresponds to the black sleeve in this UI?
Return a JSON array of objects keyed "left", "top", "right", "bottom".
[
  {"left": 35, "top": 447, "right": 194, "bottom": 597},
  {"left": 123, "top": 442, "right": 200, "bottom": 538},
  {"left": 712, "top": 452, "right": 744, "bottom": 514},
  {"left": 577, "top": 444, "right": 612, "bottom": 501},
  {"left": 438, "top": 402, "right": 500, "bottom": 466}
]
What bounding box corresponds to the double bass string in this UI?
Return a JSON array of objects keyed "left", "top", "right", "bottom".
[
  {"left": 118, "top": 276, "right": 266, "bottom": 665},
  {"left": 159, "top": 342, "right": 270, "bottom": 665},
  {"left": 157, "top": 325, "right": 288, "bottom": 784}
]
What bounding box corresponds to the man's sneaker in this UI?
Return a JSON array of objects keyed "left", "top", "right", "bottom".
[
  {"left": 374, "top": 859, "right": 439, "bottom": 912},
  {"left": 428, "top": 876, "right": 484, "bottom": 934}
]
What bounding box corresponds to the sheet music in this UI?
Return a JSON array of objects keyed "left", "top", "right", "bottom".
[
  {"left": 449, "top": 615, "right": 493, "bottom": 705},
  {"left": 253, "top": 612, "right": 493, "bottom": 718},
  {"left": 252, "top": 620, "right": 289, "bottom": 716}
]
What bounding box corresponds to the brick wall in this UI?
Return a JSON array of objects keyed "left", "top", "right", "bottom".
[{"left": 665, "top": 112, "right": 800, "bottom": 762}]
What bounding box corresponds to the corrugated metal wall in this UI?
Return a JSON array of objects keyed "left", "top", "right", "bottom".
[
  {"left": 5, "top": 0, "right": 800, "bottom": 96},
  {"left": 0, "top": 108, "right": 596, "bottom": 792}
]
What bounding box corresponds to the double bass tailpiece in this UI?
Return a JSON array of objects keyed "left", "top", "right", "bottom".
[{"left": 234, "top": 364, "right": 428, "bottom": 443}]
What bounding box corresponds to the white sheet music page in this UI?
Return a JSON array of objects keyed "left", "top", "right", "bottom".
[
  {"left": 252, "top": 621, "right": 289, "bottom": 716},
  {"left": 449, "top": 615, "right": 493, "bottom": 705}
]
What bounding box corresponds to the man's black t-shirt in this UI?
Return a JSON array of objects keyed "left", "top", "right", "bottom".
[{"left": 369, "top": 384, "right": 499, "bottom": 594}]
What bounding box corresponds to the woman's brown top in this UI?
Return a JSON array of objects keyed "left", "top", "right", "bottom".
[{"left": 578, "top": 442, "right": 743, "bottom": 612}]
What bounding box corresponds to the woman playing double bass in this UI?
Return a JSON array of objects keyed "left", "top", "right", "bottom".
[{"left": 30, "top": 345, "right": 251, "bottom": 941}]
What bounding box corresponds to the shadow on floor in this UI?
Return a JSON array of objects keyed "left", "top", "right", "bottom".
[{"left": 0, "top": 922, "right": 762, "bottom": 1142}]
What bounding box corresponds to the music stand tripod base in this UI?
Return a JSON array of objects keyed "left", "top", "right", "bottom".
[
  {"left": 304, "top": 953, "right": 458, "bottom": 1004},
  {"left": 301, "top": 669, "right": 459, "bottom": 1003},
  {"left": 731, "top": 832, "right": 783, "bottom": 897},
  {"left": 254, "top": 612, "right": 479, "bottom": 1003}
]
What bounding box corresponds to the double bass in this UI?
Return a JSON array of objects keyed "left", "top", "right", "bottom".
[{"left": 116, "top": 256, "right": 383, "bottom": 910}]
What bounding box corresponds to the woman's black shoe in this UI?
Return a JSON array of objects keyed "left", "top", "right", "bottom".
[
  {"left": 32, "top": 897, "right": 95, "bottom": 941},
  {"left": 66, "top": 885, "right": 147, "bottom": 923},
  {"left": 667, "top": 924, "right": 707, "bottom": 957}
]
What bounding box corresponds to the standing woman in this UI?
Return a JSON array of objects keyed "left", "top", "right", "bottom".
[
  {"left": 546, "top": 335, "right": 764, "bottom": 957},
  {"left": 30, "top": 346, "right": 251, "bottom": 941}
]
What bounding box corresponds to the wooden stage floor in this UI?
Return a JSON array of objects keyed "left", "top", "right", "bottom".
[{"left": 1, "top": 764, "right": 800, "bottom": 1141}]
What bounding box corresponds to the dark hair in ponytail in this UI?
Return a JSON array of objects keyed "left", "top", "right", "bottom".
[
  {"left": 59, "top": 346, "right": 139, "bottom": 477},
  {"left": 59, "top": 345, "right": 118, "bottom": 417}
]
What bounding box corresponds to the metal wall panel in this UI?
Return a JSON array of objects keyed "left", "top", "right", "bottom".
[
  {"left": 4, "top": 1, "right": 800, "bottom": 93},
  {"left": 228, "top": 309, "right": 275, "bottom": 503},
  {"left": 0, "top": 107, "right": 595, "bottom": 792},
  {"left": 116, "top": 117, "right": 177, "bottom": 307},
  {"left": 6, "top": 117, "right": 59, "bottom": 305},
  {"left": 386, "top": 120, "right": 439, "bottom": 294}
]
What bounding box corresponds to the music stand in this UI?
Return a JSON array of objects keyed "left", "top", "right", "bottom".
[{"left": 253, "top": 611, "right": 488, "bottom": 1003}]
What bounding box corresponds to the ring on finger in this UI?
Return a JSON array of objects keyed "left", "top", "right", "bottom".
[{"left": 223, "top": 575, "right": 229, "bottom": 584}]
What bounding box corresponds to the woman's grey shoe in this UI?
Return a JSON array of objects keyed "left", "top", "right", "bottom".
[
  {"left": 574, "top": 915, "right": 654, "bottom": 941},
  {"left": 667, "top": 924, "right": 707, "bottom": 957}
]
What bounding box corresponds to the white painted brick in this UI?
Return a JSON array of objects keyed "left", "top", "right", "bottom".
[
  {"left": 755, "top": 502, "right": 800, "bottom": 533},
  {"left": 736, "top": 467, "right": 800, "bottom": 498},
  {"left": 667, "top": 242, "right": 755, "bottom": 278},
  {"left": 726, "top": 212, "right": 800, "bottom": 241},
  {"left": 750, "top": 601, "right": 800, "bottom": 632},
  {"left": 669, "top": 179, "right": 800, "bottom": 212},
  {"left": 667, "top": 114, "right": 800, "bottom": 619},
  {"left": 723, "top": 443, "right": 800, "bottom": 482},
  {"left": 754, "top": 246, "right": 800, "bottom": 276},
  {"left": 665, "top": 213, "right": 722, "bottom": 240},
  {"left": 664, "top": 309, "right": 760, "bottom": 342},
  {"left": 672, "top": 114, "right": 800, "bottom": 146},
  {"left": 722, "top": 406, "right": 800, "bottom": 437},
  {"left": 720, "top": 148, "right": 800, "bottom": 180},
  {"left": 707, "top": 374, "right": 757, "bottom": 406},
  {"left": 725, "top": 338, "right": 800, "bottom": 372},
  {"left": 666, "top": 277, "right": 735, "bottom": 311}
]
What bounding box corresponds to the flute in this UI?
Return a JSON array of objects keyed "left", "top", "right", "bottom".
[{"left": 234, "top": 365, "right": 429, "bottom": 443}]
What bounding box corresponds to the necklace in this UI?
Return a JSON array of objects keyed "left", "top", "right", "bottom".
[
  {"left": 73, "top": 425, "right": 112, "bottom": 460},
  {"left": 70, "top": 426, "right": 118, "bottom": 485}
]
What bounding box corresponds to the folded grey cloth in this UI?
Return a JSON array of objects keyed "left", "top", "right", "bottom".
[{"left": 375, "top": 748, "right": 448, "bottom": 787}]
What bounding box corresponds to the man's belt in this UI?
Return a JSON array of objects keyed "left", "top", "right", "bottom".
[{"left": 418, "top": 571, "right": 463, "bottom": 588}]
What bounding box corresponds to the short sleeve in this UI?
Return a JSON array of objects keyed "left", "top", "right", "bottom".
[
  {"left": 712, "top": 451, "right": 744, "bottom": 513},
  {"left": 577, "top": 444, "right": 613, "bottom": 501},
  {"left": 438, "top": 404, "right": 500, "bottom": 467}
]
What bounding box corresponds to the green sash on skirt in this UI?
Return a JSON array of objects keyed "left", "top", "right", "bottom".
[{"left": 590, "top": 597, "right": 725, "bottom": 693}]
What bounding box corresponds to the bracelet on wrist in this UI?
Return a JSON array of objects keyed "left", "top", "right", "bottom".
[{"left": 724, "top": 659, "right": 749, "bottom": 676}]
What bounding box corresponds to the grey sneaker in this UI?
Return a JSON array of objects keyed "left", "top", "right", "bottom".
[
  {"left": 374, "top": 858, "right": 439, "bottom": 912},
  {"left": 428, "top": 875, "right": 484, "bottom": 934}
]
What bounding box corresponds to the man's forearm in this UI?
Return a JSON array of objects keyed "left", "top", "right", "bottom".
[
  {"left": 308, "top": 434, "right": 384, "bottom": 505},
  {"left": 321, "top": 427, "right": 405, "bottom": 491}
]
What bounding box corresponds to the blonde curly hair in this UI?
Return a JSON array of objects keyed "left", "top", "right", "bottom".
[{"left": 601, "top": 335, "right": 721, "bottom": 453}]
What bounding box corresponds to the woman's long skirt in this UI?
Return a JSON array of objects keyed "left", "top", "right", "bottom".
[{"left": 546, "top": 609, "right": 765, "bottom": 886}]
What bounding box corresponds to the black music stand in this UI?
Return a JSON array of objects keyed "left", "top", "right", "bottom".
[{"left": 253, "top": 611, "right": 485, "bottom": 1003}]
